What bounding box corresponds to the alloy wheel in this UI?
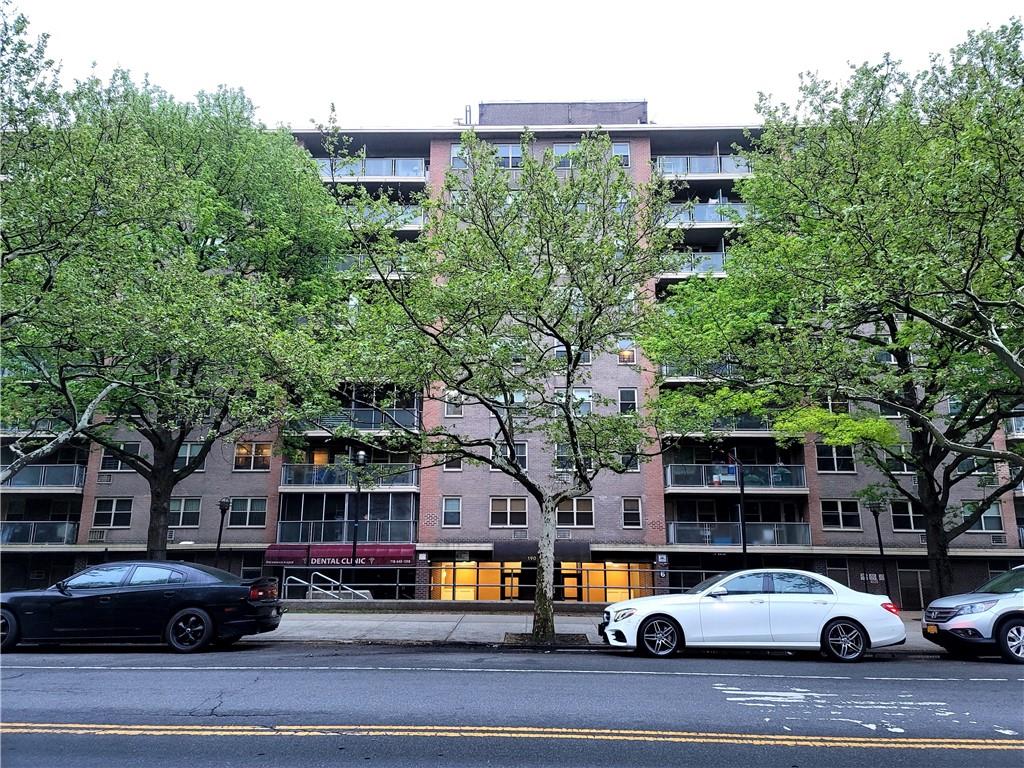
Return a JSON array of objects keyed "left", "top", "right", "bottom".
[
  {"left": 1006, "top": 625, "right": 1024, "bottom": 660},
  {"left": 0, "top": 614, "right": 7, "bottom": 644},
  {"left": 173, "top": 614, "right": 207, "bottom": 647},
  {"left": 641, "top": 618, "right": 678, "bottom": 656},
  {"left": 826, "top": 621, "right": 865, "bottom": 660}
]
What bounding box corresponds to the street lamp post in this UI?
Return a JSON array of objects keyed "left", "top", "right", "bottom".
[
  {"left": 214, "top": 496, "right": 231, "bottom": 570},
  {"left": 727, "top": 451, "right": 748, "bottom": 568},
  {"left": 349, "top": 450, "right": 368, "bottom": 569},
  {"left": 867, "top": 500, "right": 893, "bottom": 599}
]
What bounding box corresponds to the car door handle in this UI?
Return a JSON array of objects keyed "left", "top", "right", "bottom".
[
  {"left": 750, "top": 598, "right": 766, "bottom": 604},
  {"left": 98, "top": 596, "right": 112, "bottom": 604},
  {"left": 163, "top": 591, "right": 176, "bottom": 598},
  {"left": 812, "top": 600, "right": 829, "bottom": 605}
]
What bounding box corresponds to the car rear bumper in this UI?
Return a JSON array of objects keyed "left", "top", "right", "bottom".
[{"left": 220, "top": 604, "right": 284, "bottom": 638}]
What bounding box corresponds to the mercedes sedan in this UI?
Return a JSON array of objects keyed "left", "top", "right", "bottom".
[
  {"left": 599, "top": 568, "right": 905, "bottom": 662},
  {"left": 0, "top": 561, "right": 283, "bottom": 653}
]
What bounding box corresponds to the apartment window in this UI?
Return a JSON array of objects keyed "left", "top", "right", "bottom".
[
  {"left": 556, "top": 497, "right": 594, "bottom": 527},
  {"left": 554, "top": 347, "right": 591, "bottom": 365},
  {"left": 879, "top": 402, "right": 901, "bottom": 418},
  {"left": 94, "top": 498, "right": 132, "bottom": 528},
  {"left": 100, "top": 443, "right": 140, "bottom": 471},
  {"left": 234, "top": 442, "right": 271, "bottom": 471},
  {"left": 947, "top": 395, "right": 962, "bottom": 416},
  {"left": 891, "top": 500, "right": 924, "bottom": 532},
  {"left": 619, "top": 388, "right": 637, "bottom": 415},
  {"left": 612, "top": 142, "right": 630, "bottom": 167},
  {"left": 228, "top": 497, "right": 267, "bottom": 527},
  {"left": 490, "top": 497, "right": 527, "bottom": 527},
  {"left": 874, "top": 348, "right": 898, "bottom": 365},
  {"left": 444, "top": 391, "right": 464, "bottom": 418},
  {"left": 955, "top": 448, "right": 995, "bottom": 478},
  {"left": 495, "top": 143, "right": 522, "bottom": 169},
  {"left": 816, "top": 444, "right": 855, "bottom": 472},
  {"left": 617, "top": 339, "right": 636, "bottom": 365},
  {"left": 553, "top": 142, "right": 578, "bottom": 169},
  {"left": 443, "top": 455, "right": 463, "bottom": 472},
  {"left": 555, "top": 443, "right": 593, "bottom": 473},
  {"left": 967, "top": 503, "right": 1003, "bottom": 532},
  {"left": 168, "top": 497, "right": 201, "bottom": 528},
  {"left": 174, "top": 443, "right": 206, "bottom": 471},
  {"left": 885, "top": 445, "right": 914, "bottom": 474},
  {"left": 824, "top": 395, "right": 850, "bottom": 414},
  {"left": 450, "top": 143, "right": 467, "bottom": 169},
  {"left": 821, "top": 500, "right": 861, "bottom": 530},
  {"left": 442, "top": 497, "right": 462, "bottom": 528},
  {"left": 491, "top": 442, "right": 527, "bottom": 471},
  {"left": 621, "top": 448, "right": 640, "bottom": 472},
  {"left": 622, "top": 497, "right": 642, "bottom": 528},
  {"left": 557, "top": 388, "right": 592, "bottom": 416}
]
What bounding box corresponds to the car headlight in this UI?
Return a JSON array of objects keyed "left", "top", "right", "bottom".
[
  {"left": 612, "top": 608, "right": 637, "bottom": 622},
  {"left": 953, "top": 600, "right": 998, "bottom": 616}
]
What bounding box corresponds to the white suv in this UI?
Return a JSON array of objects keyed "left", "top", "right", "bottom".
[{"left": 922, "top": 565, "right": 1024, "bottom": 663}]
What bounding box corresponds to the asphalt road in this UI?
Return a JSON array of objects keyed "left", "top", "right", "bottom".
[{"left": 2, "top": 643, "right": 1022, "bottom": 768}]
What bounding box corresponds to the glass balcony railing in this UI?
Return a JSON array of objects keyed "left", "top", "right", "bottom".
[
  {"left": 660, "top": 362, "right": 739, "bottom": 379},
  {"left": 282, "top": 463, "right": 418, "bottom": 487},
  {"left": 296, "top": 407, "right": 421, "bottom": 432},
  {"left": 664, "top": 464, "right": 806, "bottom": 489},
  {"left": 340, "top": 206, "right": 423, "bottom": 229},
  {"left": 1, "top": 464, "right": 86, "bottom": 488},
  {"left": 667, "top": 203, "right": 748, "bottom": 225},
  {"left": 1004, "top": 416, "right": 1024, "bottom": 438},
  {"left": 317, "top": 157, "right": 427, "bottom": 179},
  {"left": 1, "top": 521, "right": 79, "bottom": 544},
  {"left": 667, "top": 521, "right": 810, "bottom": 546},
  {"left": 655, "top": 155, "right": 751, "bottom": 176},
  {"left": 665, "top": 252, "right": 726, "bottom": 273},
  {"left": 711, "top": 414, "right": 772, "bottom": 431},
  {"left": 276, "top": 519, "right": 415, "bottom": 544}
]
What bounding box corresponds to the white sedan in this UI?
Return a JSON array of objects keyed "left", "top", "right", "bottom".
[{"left": 599, "top": 569, "right": 906, "bottom": 662}]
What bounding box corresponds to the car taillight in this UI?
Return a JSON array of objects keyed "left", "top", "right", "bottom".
[
  {"left": 249, "top": 583, "right": 277, "bottom": 601},
  {"left": 882, "top": 602, "right": 900, "bottom": 616}
]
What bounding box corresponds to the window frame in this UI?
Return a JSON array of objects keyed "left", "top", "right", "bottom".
[
  {"left": 815, "top": 444, "right": 856, "bottom": 473},
  {"left": 618, "top": 388, "right": 637, "bottom": 415},
  {"left": 233, "top": 441, "right": 272, "bottom": 472},
  {"left": 450, "top": 143, "right": 467, "bottom": 169},
  {"left": 443, "top": 455, "right": 463, "bottom": 472},
  {"left": 174, "top": 442, "right": 207, "bottom": 472},
  {"left": 100, "top": 442, "right": 141, "bottom": 472},
  {"left": 490, "top": 441, "right": 528, "bottom": 471},
  {"left": 556, "top": 497, "right": 595, "bottom": 528},
  {"left": 489, "top": 497, "right": 528, "bottom": 528},
  {"left": 227, "top": 497, "right": 268, "bottom": 528},
  {"left": 966, "top": 503, "right": 1004, "bottom": 533},
  {"left": 494, "top": 143, "right": 523, "bottom": 169},
  {"left": 884, "top": 444, "right": 914, "bottom": 475},
  {"left": 612, "top": 142, "right": 630, "bottom": 167},
  {"left": 93, "top": 498, "right": 133, "bottom": 528},
  {"left": 820, "top": 499, "right": 862, "bottom": 531},
  {"left": 443, "top": 391, "right": 465, "bottom": 418},
  {"left": 441, "top": 496, "right": 462, "bottom": 528},
  {"left": 622, "top": 497, "right": 642, "bottom": 529},
  {"left": 890, "top": 500, "right": 925, "bottom": 532},
  {"left": 168, "top": 497, "right": 202, "bottom": 528},
  {"left": 616, "top": 339, "right": 637, "bottom": 365},
  {"left": 553, "top": 142, "right": 579, "bottom": 169}
]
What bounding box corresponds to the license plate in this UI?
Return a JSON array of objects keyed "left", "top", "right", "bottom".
[{"left": 925, "top": 624, "right": 938, "bottom": 634}]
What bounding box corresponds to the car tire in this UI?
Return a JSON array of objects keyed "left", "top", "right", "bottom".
[
  {"left": 637, "top": 616, "right": 683, "bottom": 658},
  {"left": 821, "top": 619, "right": 867, "bottom": 663},
  {"left": 996, "top": 618, "right": 1024, "bottom": 665},
  {"left": 166, "top": 607, "right": 214, "bottom": 653},
  {"left": 1, "top": 608, "right": 19, "bottom": 652}
]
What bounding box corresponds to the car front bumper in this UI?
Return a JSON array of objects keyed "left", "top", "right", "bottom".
[{"left": 921, "top": 622, "right": 995, "bottom": 650}]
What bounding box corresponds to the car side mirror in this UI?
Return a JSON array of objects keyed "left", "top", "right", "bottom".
[
  {"left": 55, "top": 580, "right": 70, "bottom": 595},
  {"left": 708, "top": 587, "right": 728, "bottom": 598}
]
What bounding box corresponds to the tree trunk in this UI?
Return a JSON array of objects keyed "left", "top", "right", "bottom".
[
  {"left": 924, "top": 511, "right": 954, "bottom": 599},
  {"left": 146, "top": 471, "right": 175, "bottom": 561},
  {"left": 532, "top": 498, "right": 557, "bottom": 642}
]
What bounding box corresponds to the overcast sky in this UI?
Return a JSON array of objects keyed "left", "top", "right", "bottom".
[{"left": 18, "top": 0, "right": 1022, "bottom": 129}]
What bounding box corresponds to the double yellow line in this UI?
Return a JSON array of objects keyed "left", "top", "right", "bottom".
[{"left": 2, "top": 722, "right": 1022, "bottom": 750}]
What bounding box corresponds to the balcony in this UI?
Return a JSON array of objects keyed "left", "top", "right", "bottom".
[
  {"left": 341, "top": 206, "right": 423, "bottom": 230},
  {"left": 318, "top": 157, "right": 427, "bottom": 181},
  {"left": 660, "top": 362, "right": 739, "bottom": 380},
  {"left": 711, "top": 414, "right": 772, "bottom": 432},
  {"left": 335, "top": 253, "right": 408, "bottom": 277},
  {"left": 664, "top": 464, "right": 806, "bottom": 490},
  {"left": 1, "top": 521, "right": 79, "bottom": 545},
  {"left": 667, "top": 203, "right": 748, "bottom": 227},
  {"left": 1004, "top": 416, "right": 1024, "bottom": 439},
  {"left": 663, "top": 251, "right": 726, "bottom": 275},
  {"left": 655, "top": 156, "right": 751, "bottom": 177},
  {"left": 1, "top": 464, "right": 86, "bottom": 490},
  {"left": 281, "top": 463, "right": 418, "bottom": 488},
  {"left": 667, "top": 521, "right": 811, "bottom": 546},
  {"left": 277, "top": 520, "right": 415, "bottom": 544},
  {"left": 296, "top": 407, "right": 421, "bottom": 433}
]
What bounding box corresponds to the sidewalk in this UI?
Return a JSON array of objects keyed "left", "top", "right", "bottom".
[{"left": 253, "top": 611, "right": 940, "bottom": 654}]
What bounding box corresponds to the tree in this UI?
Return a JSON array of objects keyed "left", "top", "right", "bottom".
[
  {"left": 1, "top": 65, "right": 345, "bottom": 558},
  {"left": 325, "top": 132, "right": 679, "bottom": 640},
  {"left": 643, "top": 21, "right": 1024, "bottom": 596}
]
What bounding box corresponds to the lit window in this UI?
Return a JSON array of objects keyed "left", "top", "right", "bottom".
[
  {"left": 234, "top": 442, "right": 271, "bottom": 471},
  {"left": 617, "top": 339, "right": 636, "bottom": 365}
]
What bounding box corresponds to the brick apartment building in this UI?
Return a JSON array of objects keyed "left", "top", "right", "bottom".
[{"left": 2, "top": 101, "right": 1022, "bottom": 609}]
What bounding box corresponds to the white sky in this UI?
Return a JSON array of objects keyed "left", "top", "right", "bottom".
[{"left": 18, "top": 0, "right": 1022, "bottom": 129}]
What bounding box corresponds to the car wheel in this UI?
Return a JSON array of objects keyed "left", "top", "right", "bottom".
[
  {"left": 997, "top": 618, "right": 1024, "bottom": 664},
  {"left": 0, "top": 608, "right": 19, "bottom": 652},
  {"left": 822, "top": 619, "right": 867, "bottom": 662},
  {"left": 166, "top": 608, "right": 214, "bottom": 653},
  {"left": 637, "top": 616, "right": 682, "bottom": 658}
]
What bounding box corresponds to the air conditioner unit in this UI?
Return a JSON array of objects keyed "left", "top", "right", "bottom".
[
  {"left": 512, "top": 529, "right": 528, "bottom": 539},
  {"left": 96, "top": 473, "right": 112, "bottom": 484},
  {"left": 87, "top": 529, "right": 107, "bottom": 543},
  {"left": 991, "top": 534, "right": 1007, "bottom": 546},
  {"left": 919, "top": 534, "right": 928, "bottom": 545},
  {"left": 556, "top": 530, "right": 571, "bottom": 540},
  {"left": 166, "top": 529, "right": 175, "bottom": 542}
]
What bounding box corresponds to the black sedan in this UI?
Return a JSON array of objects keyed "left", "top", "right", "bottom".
[{"left": 0, "top": 561, "right": 283, "bottom": 653}]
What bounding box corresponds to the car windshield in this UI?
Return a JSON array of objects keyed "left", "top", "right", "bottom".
[
  {"left": 685, "top": 571, "right": 737, "bottom": 595},
  {"left": 974, "top": 569, "right": 1024, "bottom": 594}
]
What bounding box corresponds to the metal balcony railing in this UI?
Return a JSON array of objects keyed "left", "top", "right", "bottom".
[
  {"left": 276, "top": 520, "right": 415, "bottom": 544},
  {"left": 655, "top": 156, "right": 751, "bottom": 175},
  {"left": 318, "top": 157, "right": 427, "bottom": 179},
  {"left": 297, "top": 407, "right": 421, "bottom": 432},
  {"left": 281, "top": 463, "right": 419, "bottom": 487},
  {"left": 1, "top": 464, "right": 87, "bottom": 488},
  {"left": 1, "top": 521, "right": 79, "bottom": 544},
  {"left": 667, "top": 203, "right": 748, "bottom": 225},
  {"left": 660, "top": 362, "right": 740, "bottom": 379},
  {"left": 664, "top": 464, "right": 806, "bottom": 489},
  {"left": 667, "top": 521, "right": 811, "bottom": 546}
]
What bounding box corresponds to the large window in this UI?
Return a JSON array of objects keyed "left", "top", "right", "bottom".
[
  {"left": 234, "top": 442, "right": 271, "bottom": 471},
  {"left": 557, "top": 498, "right": 594, "bottom": 527},
  {"left": 612, "top": 142, "right": 630, "bottom": 167},
  {"left": 558, "top": 387, "right": 592, "bottom": 416},
  {"left": 816, "top": 444, "right": 855, "bottom": 472},
  {"left": 94, "top": 498, "right": 132, "bottom": 528},
  {"left": 622, "top": 498, "right": 642, "bottom": 528},
  {"left": 885, "top": 445, "right": 914, "bottom": 474},
  {"left": 821, "top": 499, "right": 861, "bottom": 530},
  {"left": 891, "top": 500, "right": 924, "bottom": 532},
  {"left": 967, "top": 503, "right": 1003, "bottom": 532},
  {"left": 553, "top": 142, "right": 578, "bottom": 169},
  {"left": 555, "top": 443, "right": 593, "bottom": 473},
  {"left": 490, "top": 442, "right": 528, "bottom": 471},
  {"left": 168, "top": 498, "right": 201, "bottom": 528},
  {"left": 442, "top": 497, "right": 462, "bottom": 528},
  {"left": 100, "top": 443, "right": 140, "bottom": 471},
  {"left": 494, "top": 143, "right": 523, "bottom": 169},
  {"left": 174, "top": 443, "right": 206, "bottom": 471},
  {"left": 229, "top": 497, "right": 267, "bottom": 527},
  {"left": 490, "top": 497, "right": 527, "bottom": 527}
]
